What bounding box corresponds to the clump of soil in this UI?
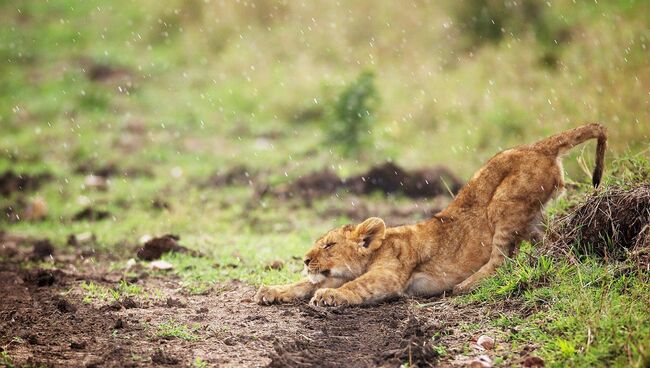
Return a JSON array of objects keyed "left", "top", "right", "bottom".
[
  {"left": 136, "top": 234, "right": 201, "bottom": 261},
  {"left": 73, "top": 207, "right": 111, "bottom": 221},
  {"left": 151, "top": 349, "right": 180, "bottom": 365},
  {"left": 78, "top": 57, "right": 135, "bottom": 86},
  {"left": 270, "top": 162, "right": 463, "bottom": 201},
  {"left": 206, "top": 165, "right": 260, "bottom": 187},
  {"left": 2, "top": 199, "right": 24, "bottom": 222},
  {"left": 545, "top": 184, "right": 650, "bottom": 270},
  {"left": 347, "top": 162, "right": 463, "bottom": 198},
  {"left": 2, "top": 197, "right": 48, "bottom": 223},
  {"left": 31, "top": 269, "right": 57, "bottom": 287},
  {"left": 31, "top": 239, "right": 55, "bottom": 260},
  {"left": 75, "top": 161, "right": 152, "bottom": 178},
  {"left": 0, "top": 170, "right": 50, "bottom": 197}
]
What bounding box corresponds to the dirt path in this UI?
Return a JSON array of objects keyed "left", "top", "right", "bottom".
[{"left": 0, "top": 261, "right": 515, "bottom": 367}]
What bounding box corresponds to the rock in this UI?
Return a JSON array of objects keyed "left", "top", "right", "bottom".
[
  {"left": 84, "top": 175, "right": 108, "bottom": 190},
  {"left": 67, "top": 232, "right": 96, "bottom": 246},
  {"left": 523, "top": 356, "right": 545, "bottom": 367},
  {"left": 24, "top": 196, "right": 47, "bottom": 221},
  {"left": 470, "top": 355, "right": 493, "bottom": 368},
  {"left": 265, "top": 259, "right": 284, "bottom": 270},
  {"left": 138, "top": 234, "right": 152, "bottom": 245},
  {"left": 477, "top": 335, "right": 495, "bottom": 350},
  {"left": 149, "top": 260, "right": 173, "bottom": 270}
]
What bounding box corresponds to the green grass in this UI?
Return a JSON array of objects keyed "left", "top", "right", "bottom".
[
  {"left": 460, "top": 254, "right": 650, "bottom": 366},
  {"left": 154, "top": 319, "right": 201, "bottom": 341},
  {"left": 80, "top": 280, "right": 146, "bottom": 303}
]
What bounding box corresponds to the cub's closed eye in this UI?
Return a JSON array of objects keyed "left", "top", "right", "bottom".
[{"left": 323, "top": 242, "right": 336, "bottom": 249}]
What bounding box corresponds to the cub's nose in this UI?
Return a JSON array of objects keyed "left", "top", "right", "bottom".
[{"left": 304, "top": 258, "right": 311, "bottom": 266}]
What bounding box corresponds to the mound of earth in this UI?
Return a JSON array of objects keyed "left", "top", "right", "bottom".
[
  {"left": 0, "top": 171, "right": 51, "bottom": 197},
  {"left": 271, "top": 162, "right": 463, "bottom": 201},
  {"left": 136, "top": 234, "right": 202, "bottom": 260},
  {"left": 545, "top": 183, "right": 650, "bottom": 270},
  {"left": 206, "top": 165, "right": 261, "bottom": 187},
  {"left": 75, "top": 161, "right": 152, "bottom": 178}
]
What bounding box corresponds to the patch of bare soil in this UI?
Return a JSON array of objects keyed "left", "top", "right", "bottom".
[
  {"left": 270, "top": 162, "right": 464, "bottom": 201},
  {"left": 78, "top": 57, "right": 136, "bottom": 90},
  {"left": 75, "top": 162, "right": 153, "bottom": 179},
  {"left": 267, "top": 303, "right": 441, "bottom": 367},
  {"left": 205, "top": 165, "right": 261, "bottom": 188},
  {"left": 73, "top": 207, "right": 112, "bottom": 222},
  {"left": 0, "top": 170, "right": 51, "bottom": 197},
  {"left": 0, "top": 257, "right": 527, "bottom": 367}
]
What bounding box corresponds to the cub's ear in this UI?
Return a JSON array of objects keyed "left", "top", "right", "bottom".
[{"left": 354, "top": 217, "right": 386, "bottom": 250}]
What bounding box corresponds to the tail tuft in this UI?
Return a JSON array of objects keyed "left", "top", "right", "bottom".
[{"left": 592, "top": 131, "right": 607, "bottom": 187}]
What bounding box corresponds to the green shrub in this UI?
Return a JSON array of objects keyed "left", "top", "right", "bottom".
[
  {"left": 325, "top": 70, "right": 380, "bottom": 157},
  {"left": 452, "top": 0, "right": 570, "bottom": 60}
]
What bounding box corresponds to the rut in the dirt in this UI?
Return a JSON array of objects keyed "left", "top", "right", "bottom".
[{"left": 268, "top": 304, "right": 441, "bottom": 368}]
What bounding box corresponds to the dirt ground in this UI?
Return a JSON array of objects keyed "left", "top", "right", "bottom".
[{"left": 0, "top": 253, "right": 525, "bottom": 368}]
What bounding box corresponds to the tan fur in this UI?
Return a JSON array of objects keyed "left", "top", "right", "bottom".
[{"left": 255, "top": 124, "right": 607, "bottom": 306}]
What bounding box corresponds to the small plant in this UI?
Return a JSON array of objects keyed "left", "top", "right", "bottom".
[
  {"left": 1, "top": 351, "right": 15, "bottom": 368},
  {"left": 155, "top": 319, "right": 201, "bottom": 341},
  {"left": 193, "top": 357, "right": 209, "bottom": 368},
  {"left": 81, "top": 281, "right": 109, "bottom": 303},
  {"left": 325, "top": 70, "right": 380, "bottom": 157}
]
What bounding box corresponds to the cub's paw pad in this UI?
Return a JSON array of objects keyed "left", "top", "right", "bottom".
[{"left": 310, "top": 288, "right": 349, "bottom": 307}]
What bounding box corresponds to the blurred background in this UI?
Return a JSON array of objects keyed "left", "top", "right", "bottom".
[{"left": 1, "top": 0, "right": 649, "bottom": 281}]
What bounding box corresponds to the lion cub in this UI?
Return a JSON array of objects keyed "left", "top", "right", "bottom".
[{"left": 256, "top": 124, "right": 607, "bottom": 306}]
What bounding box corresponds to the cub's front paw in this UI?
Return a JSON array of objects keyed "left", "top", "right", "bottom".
[
  {"left": 255, "top": 285, "right": 293, "bottom": 305},
  {"left": 310, "top": 288, "right": 350, "bottom": 307},
  {"left": 452, "top": 282, "right": 473, "bottom": 295}
]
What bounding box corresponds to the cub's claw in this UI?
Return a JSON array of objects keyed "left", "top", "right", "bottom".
[
  {"left": 452, "top": 282, "right": 473, "bottom": 295},
  {"left": 310, "top": 288, "right": 349, "bottom": 307},
  {"left": 255, "top": 285, "right": 292, "bottom": 305}
]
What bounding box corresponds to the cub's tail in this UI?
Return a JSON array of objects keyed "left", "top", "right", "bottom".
[{"left": 533, "top": 123, "right": 607, "bottom": 187}]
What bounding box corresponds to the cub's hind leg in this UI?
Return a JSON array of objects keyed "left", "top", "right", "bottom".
[{"left": 452, "top": 223, "right": 518, "bottom": 294}]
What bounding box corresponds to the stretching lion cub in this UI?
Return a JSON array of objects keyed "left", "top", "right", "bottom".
[{"left": 256, "top": 124, "right": 607, "bottom": 306}]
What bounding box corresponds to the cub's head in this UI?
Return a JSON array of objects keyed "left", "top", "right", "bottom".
[{"left": 303, "top": 217, "right": 386, "bottom": 284}]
